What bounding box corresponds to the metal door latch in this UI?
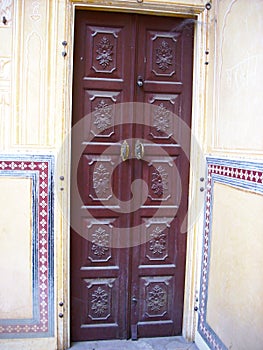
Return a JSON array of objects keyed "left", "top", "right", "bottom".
[
  {"left": 137, "top": 76, "right": 144, "bottom": 87},
  {"left": 132, "top": 296, "right": 137, "bottom": 304}
]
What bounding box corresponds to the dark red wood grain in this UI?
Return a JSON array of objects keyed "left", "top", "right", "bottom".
[{"left": 71, "top": 10, "right": 194, "bottom": 341}]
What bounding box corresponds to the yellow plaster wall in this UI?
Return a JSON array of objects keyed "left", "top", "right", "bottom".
[
  {"left": 0, "top": 0, "right": 12, "bottom": 152},
  {"left": 207, "top": 183, "right": 263, "bottom": 349},
  {"left": 0, "top": 177, "right": 32, "bottom": 319},
  {"left": 0, "top": 0, "right": 68, "bottom": 151},
  {"left": 12, "top": 0, "right": 65, "bottom": 149},
  {"left": 0, "top": 0, "right": 68, "bottom": 348},
  {"left": 197, "top": 1, "right": 263, "bottom": 349},
  {"left": 208, "top": 0, "right": 263, "bottom": 155}
]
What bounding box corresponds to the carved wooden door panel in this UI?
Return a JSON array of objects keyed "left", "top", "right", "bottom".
[
  {"left": 70, "top": 11, "right": 135, "bottom": 341},
  {"left": 130, "top": 15, "right": 193, "bottom": 338},
  {"left": 71, "top": 10, "right": 194, "bottom": 341}
]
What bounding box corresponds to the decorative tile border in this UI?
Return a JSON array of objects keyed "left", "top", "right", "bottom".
[
  {"left": 0, "top": 155, "right": 54, "bottom": 338},
  {"left": 198, "top": 157, "right": 263, "bottom": 350}
]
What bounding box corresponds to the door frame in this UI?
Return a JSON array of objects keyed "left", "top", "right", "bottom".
[{"left": 60, "top": 1, "right": 208, "bottom": 349}]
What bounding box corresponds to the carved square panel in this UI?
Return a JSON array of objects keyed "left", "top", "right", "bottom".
[
  {"left": 85, "top": 26, "right": 124, "bottom": 79},
  {"left": 88, "top": 284, "right": 111, "bottom": 321},
  {"left": 137, "top": 217, "right": 178, "bottom": 268},
  {"left": 146, "top": 31, "right": 181, "bottom": 81},
  {"left": 81, "top": 278, "right": 118, "bottom": 324},
  {"left": 139, "top": 276, "right": 173, "bottom": 320},
  {"left": 83, "top": 90, "right": 122, "bottom": 141},
  {"left": 92, "top": 31, "right": 117, "bottom": 73},
  {"left": 150, "top": 163, "right": 170, "bottom": 199},
  {"left": 147, "top": 224, "right": 168, "bottom": 261},
  {"left": 144, "top": 218, "right": 172, "bottom": 263},
  {"left": 92, "top": 162, "right": 112, "bottom": 201},
  {"left": 79, "top": 155, "right": 121, "bottom": 208},
  {"left": 88, "top": 224, "right": 112, "bottom": 262},
  {"left": 145, "top": 94, "right": 181, "bottom": 142},
  {"left": 141, "top": 157, "right": 181, "bottom": 207},
  {"left": 80, "top": 219, "right": 117, "bottom": 265}
]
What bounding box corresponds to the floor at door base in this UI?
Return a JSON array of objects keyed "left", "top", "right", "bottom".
[{"left": 69, "top": 336, "right": 199, "bottom": 350}]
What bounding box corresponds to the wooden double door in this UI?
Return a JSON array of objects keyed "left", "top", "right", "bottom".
[{"left": 71, "top": 10, "right": 194, "bottom": 341}]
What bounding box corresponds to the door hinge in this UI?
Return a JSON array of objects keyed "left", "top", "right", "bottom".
[{"left": 62, "top": 41, "right": 67, "bottom": 57}]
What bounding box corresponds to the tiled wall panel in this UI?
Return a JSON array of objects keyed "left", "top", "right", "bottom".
[
  {"left": 0, "top": 155, "right": 54, "bottom": 339},
  {"left": 198, "top": 157, "right": 263, "bottom": 349}
]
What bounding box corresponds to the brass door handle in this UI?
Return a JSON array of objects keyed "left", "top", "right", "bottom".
[
  {"left": 121, "top": 140, "right": 129, "bottom": 161},
  {"left": 135, "top": 140, "right": 144, "bottom": 160}
]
